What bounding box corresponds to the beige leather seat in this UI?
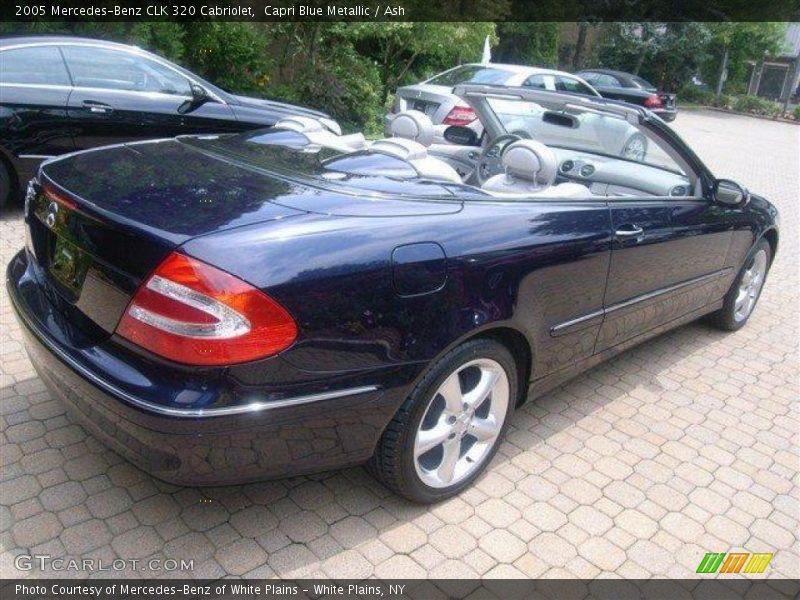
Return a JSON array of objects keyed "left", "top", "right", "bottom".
[
  {"left": 481, "top": 139, "right": 589, "bottom": 198},
  {"left": 274, "top": 116, "right": 367, "bottom": 153},
  {"left": 373, "top": 110, "right": 462, "bottom": 184}
]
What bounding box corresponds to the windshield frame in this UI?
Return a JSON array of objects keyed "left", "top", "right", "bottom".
[{"left": 455, "top": 84, "right": 699, "bottom": 180}]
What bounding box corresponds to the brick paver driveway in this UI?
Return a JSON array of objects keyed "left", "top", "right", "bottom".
[{"left": 1, "top": 109, "right": 797, "bottom": 580}]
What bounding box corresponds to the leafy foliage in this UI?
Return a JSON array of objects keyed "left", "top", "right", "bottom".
[
  {"left": 0, "top": 21, "right": 791, "bottom": 127},
  {"left": 597, "top": 23, "right": 712, "bottom": 91},
  {"left": 494, "top": 23, "right": 560, "bottom": 67},
  {"left": 700, "top": 23, "right": 787, "bottom": 90}
]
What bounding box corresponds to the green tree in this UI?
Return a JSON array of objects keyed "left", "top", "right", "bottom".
[
  {"left": 701, "top": 23, "right": 787, "bottom": 94},
  {"left": 347, "top": 22, "right": 498, "bottom": 105},
  {"left": 181, "top": 22, "right": 269, "bottom": 94},
  {"left": 597, "top": 22, "right": 712, "bottom": 90},
  {"left": 494, "top": 23, "right": 560, "bottom": 67}
]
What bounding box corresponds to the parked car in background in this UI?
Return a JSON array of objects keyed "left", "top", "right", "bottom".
[
  {"left": 576, "top": 68, "right": 677, "bottom": 122},
  {"left": 0, "top": 36, "right": 340, "bottom": 209},
  {"left": 385, "top": 63, "right": 600, "bottom": 139}
]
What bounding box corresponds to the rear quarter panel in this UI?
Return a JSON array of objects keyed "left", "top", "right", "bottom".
[{"left": 181, "top": 197, "right": 612, "bottom": 386}]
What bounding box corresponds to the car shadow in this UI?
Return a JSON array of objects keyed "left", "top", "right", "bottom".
[{"left": 0, "top": 312, "right": 732, "bottom": 578}]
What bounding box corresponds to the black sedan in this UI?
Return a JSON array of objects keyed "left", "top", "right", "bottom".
[
  {"left": 0, "top": 36, "right": 339, "bottom": 209},
  {"left": 576, "top": 68, "right": 677, "bottom": 122},
  {"left": 8, "top": 85, "right": 777, "bottom": 502}
]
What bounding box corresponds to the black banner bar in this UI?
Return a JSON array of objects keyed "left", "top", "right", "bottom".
[
  {"left": 2, "top": 579, "right": 800, "bottom": 600},
  {"left": 2, "top": 0, "right": 800, "bottom": 22}
]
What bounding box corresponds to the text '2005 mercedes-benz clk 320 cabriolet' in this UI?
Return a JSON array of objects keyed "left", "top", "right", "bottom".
[{"left": 8, "top": 85, "right": 778, "bottom": 502}]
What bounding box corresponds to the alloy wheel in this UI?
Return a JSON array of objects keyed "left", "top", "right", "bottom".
[
  {"left": 413, "top": 358, "right": 510, "bottom": 488},
  {"left": 622, "top": 136, "right": 647, "bottom": 161},
  {"left": 734, "top": 248, "right": 768, "bottom": 322}
]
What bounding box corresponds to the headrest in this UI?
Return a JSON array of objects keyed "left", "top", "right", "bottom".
[
  {"left": 274, "top": 116, "right": 327, "bottom": 133},
  {"left": 501, "top": 140, "right": 558, "bottom": 187},
  {"left": 370, "top": 137, "right": 428, "bottom": 161},
  {"left": 390, "top": 110, "right": 435, "bottom": 147}
]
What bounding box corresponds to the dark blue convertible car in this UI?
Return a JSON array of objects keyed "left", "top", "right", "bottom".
[{"left": 7, "top": 85, "right": 778, "bottom": 502}]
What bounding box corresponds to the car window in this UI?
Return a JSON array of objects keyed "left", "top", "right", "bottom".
[
  {"left": 555, "top": 76, "right": 596, "bottom": 96},
  {"left": 578, "top": 72, "right": 598, "bottom": 84},
  {"left": 61, "top": 46, "right": 192, "bottom": 96},
  {"left": 630, "top": 75, "right": 657, "bottom": 91},
  {"left": 522, "top": 74, "right": 554, "bottom": 90},
  {"left": 596, "top": 74, "right": 622, "bottom": 87},
  {"left": 426, "top": 66, "right": 512, "bottom": 87},
  {"left": 0, "top": 46, "right": 71, "bottom": 86}
]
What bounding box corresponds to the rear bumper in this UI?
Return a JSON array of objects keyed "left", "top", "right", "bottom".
[
  {"left": 7, "top": 249, "right": 399, "bottom": 485},
  {"left": 654, "top": 108, "right": 677, "bottom": 122}
]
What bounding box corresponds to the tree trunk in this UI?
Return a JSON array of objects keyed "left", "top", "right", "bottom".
[
  {"left": 633, "top": 48, "right": 647, "bottom": 75},
  {"left": 573, "top": 22, "right": 588, "bottom": 70},
  {"left": 716, "top": 46, "right": 729, "bottom": 99}
]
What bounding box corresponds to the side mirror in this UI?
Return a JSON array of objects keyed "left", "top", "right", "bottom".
[
  {"left": 714, "top": 179, "right": 749, "bottom": 206},
  {"left": 443, "top": 125, "right": 479, "bottom": 146},
  {"left": 178, "top": 84, "right": 212, "bottom": 114}
]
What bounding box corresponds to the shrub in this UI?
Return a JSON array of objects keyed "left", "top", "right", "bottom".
[
  {"left": 679, "top": 84, "right": 714, "bottom": 105},
  {"left": 794, "top": 105, "right": 800, "bottom": 120},
  {"left": 732, "top": 95, "right": 782, "bottom": 117}
]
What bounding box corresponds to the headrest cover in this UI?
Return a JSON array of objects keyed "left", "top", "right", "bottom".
[
  {"left": 502, "top": 140, "right": 558, "bottom": 186},
  {"left": 390, "top": 110, "right": 435, "bottom": 147},
  {"left": 275, "top": 116, "right": 326, "bottom": 133},
  {"left": 370, "top": 137, "right": 428, "bottom": 161}
]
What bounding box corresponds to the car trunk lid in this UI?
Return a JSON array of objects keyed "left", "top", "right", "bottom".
[
  {"left": 394, "top": 84, "right": 457, "bottom": 122},
  {"left": 31, "top": 140, "right": 306, "bottom": 336}
]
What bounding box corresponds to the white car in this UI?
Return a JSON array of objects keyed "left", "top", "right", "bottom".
[{"left": 385, "top": 63, "right": 601, "bottom": 139}]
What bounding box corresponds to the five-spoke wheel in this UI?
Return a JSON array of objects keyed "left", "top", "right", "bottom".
[
  {"left": 709, "top": 238, "right": 771, "bottom": 331},
  {"left": 414, "top": 358, "right": 509, "bottom": 489},
  {"left": 368, "top": 339, "right": 516, "bottom": 503},
  {"left": 733, "top": 248, "right": 768, "bottom": 323}
]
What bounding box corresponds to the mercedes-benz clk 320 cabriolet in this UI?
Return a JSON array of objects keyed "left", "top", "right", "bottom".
[{"left": 8, "top": 85, "right": 778, "bottom": 502}]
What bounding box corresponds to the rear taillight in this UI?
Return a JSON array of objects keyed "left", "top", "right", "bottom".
[
  {"left": 644, "top": 94, "right": 663, "bottom": 108},
  {"left": 43, "top": 184, "right": 78, "bottom": 211},
  {"left": 116, "top": 252, "right": 297, "bottom": 366},
  {"left": 443, "top": 106, "right": 477, "bottom": 126}
]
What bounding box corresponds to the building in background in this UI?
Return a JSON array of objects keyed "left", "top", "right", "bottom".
[{"left": 746, "top": 22, "right": 800, "bottom": 104}]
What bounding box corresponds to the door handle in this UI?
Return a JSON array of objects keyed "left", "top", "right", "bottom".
[
  {"left": 614, "top": 224, "right": 645, "bottom": 241},
  {"left": 82, "top": 100, "right": 114, "bottom": 114}
]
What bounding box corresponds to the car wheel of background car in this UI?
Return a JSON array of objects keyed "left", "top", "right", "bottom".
[
  {"left": 368, "top": 338, "right": 517, "bottom": 503},
  {"left": 708, "top": 239, "right": 771, "bottom": 332},
  {"left": 0, "top": 162, "right": 10, "bottom": 211},
  {"left": 621, "top": 133, "right": 648, "bottom": 162}
]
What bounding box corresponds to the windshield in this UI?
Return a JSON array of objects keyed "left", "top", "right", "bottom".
[
  {"left": 484, "top": 96, "right": 685, "bottom": 175},
  {"left": 427, "top": 66, "right": 513, "bottom": 87}
]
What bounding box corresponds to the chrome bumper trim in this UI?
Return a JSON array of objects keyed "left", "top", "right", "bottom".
[{"left": 9, "top": 274, "right": 378, "bottom": 418}]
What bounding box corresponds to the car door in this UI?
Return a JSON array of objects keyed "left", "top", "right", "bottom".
[
  {"left": 595, "top": 133, "right": 731, "bottom": 352},
  {"left": 0, "top": 44, "right": 75, "bottom": 178},
  {"left": 60, "top": 45, "right": 240, "bottom": 150}
]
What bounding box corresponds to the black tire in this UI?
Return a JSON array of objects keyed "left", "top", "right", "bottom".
[
  {"left": 707, "top": 239, "right": 771, "bottom": 331},
  {"left": 0, "top": 162, "right": 9, "bottom": 213},
  {"left": 367, "top": 338, "right": 517, "bottom": 503},
  {"left": 621, "top": 133, "right": 648, "bottom": 162}
]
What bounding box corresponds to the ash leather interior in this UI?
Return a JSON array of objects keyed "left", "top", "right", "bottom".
[
  {"left": 373, "top": 111, "right": 462, "bottom": 184},
  {"left": 482, "top": 140, "right": 589, "bottom": 198},
  {"left": 274, "top": 116, "right": 367, "bottom": 153}
]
